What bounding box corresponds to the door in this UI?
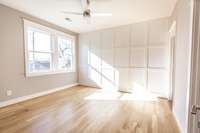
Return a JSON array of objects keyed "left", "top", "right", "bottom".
[{"left": 189, "top": 0, "right": 200, "bottom": 132}]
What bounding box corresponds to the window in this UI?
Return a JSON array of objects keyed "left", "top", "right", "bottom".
[{"left": 24, "top": 20, "right": 75, "bottom": 77}]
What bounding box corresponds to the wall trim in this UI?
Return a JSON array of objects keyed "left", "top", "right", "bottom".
[
  {"left": 0, "top": 83, "right": 79, "bottom": 108},
  {"left": 173, "top": 109, "right": 183, "bottom": 133}
]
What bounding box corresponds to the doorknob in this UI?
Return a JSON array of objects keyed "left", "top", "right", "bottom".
[{"left": 191, "top": 105, "right": 200, "bottom": 115}]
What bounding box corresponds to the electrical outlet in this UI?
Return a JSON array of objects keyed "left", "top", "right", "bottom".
[{"left": 6, "top": 90, "right": 12, "bottom": 96}]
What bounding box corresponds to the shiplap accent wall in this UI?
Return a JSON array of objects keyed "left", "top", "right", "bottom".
[{"left": 79, "top": 18, "right": 170, "bottom": 98}]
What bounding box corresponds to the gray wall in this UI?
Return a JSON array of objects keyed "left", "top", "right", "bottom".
[
  {"left": 78, "top": 17, "right": 171, "bottom": 98},
  {"left": 0, "top": 4, "right": 78, "bottom": 102},
  {"left": 170, "top": 0, "right": 193, "bottom": 132}
]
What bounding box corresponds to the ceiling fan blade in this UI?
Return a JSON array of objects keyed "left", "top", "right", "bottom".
[
  {"left": 91, "top": 13, "right": 112, "bottom": 17},
  {"left": 61, "top": 11, "right": 83, "bottom": 16},
  {"left": 87, "top": 0, "right": 90, "bottom": 5},
  {"left": 81, "top": 0, "right": 90, "bottom": 10}
]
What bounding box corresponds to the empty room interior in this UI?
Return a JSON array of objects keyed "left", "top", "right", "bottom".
[{"left": 0, "top": 0, "right": 200, "bottom": 133}]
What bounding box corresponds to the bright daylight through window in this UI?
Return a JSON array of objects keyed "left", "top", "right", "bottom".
[{"left": 24, "top": 20, "right": 75, "bottom": 77}]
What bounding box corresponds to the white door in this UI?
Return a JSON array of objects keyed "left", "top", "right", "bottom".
[
  {"left": 189, "top": 34, "right": 200, "bottom": 133},
  {"left": 189, "top": 0, "right": 200, "bottom": 132}
]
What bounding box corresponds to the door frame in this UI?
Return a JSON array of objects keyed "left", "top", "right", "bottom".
[
  {"left": 187, "top": 0, "right": 200, "bottom": 132},
  {"left": 169, "top": 21, "right": 176, "bottom": 101}
]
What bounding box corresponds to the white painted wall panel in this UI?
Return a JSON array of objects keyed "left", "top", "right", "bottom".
[
  {"left": 148, "top": 69, "right": 169, "bottom": 97},
  {"left": 131, "top": 22, "right": 148, "bottom": 46},
  {"left": 114, "top": 47, "right": 130, "bottom": 67},
  {"left": 88, "top": 66, "right": 101, "bottom": 87},
  {"left": 90, "top": 32, "right": 101, "bottom": 50},
  {"left": 148, "top": 47, "right": 169, "bottom": 68},
  {"left": 79, "top": 34, "right": 90, "bottom": 67},
  {"left": 130, "top": 48, "right": 147, "bottom": 67},
  {"left": 101, "top": 49, "right": 114, "bottom": 68},
  {"left": 102, "top": 29, "right": 114, "bottom": 49},
  {"left": 115, "top": 25, "right": 130, "bottom": 47},
  {"left": 130, "top": 68, "right": 147, "bottom": 90},
  {"left": 89, "top": 32, "right": 101, "bottom": 71},
  {"left": 101, "top": 68, "right": 115, "bottom": 90},
  {"left": 89, "top": 51, "right": 101, "bottom": 70},
  {"left": 79, "top": 18, "right": 171, "bottom": 98},
  {"left": 149, "top": 19, "right": 169, "bottom": 45},
  {"left": 115, "top": 68, "right": 131, "bottom": 92}
]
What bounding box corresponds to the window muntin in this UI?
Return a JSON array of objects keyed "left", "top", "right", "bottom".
[{"left": 24, "top": 20, "right": 75, "bottom": 77}]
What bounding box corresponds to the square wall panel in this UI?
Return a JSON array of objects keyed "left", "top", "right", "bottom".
[
  {"left": 101, "top": 76, "right": 116, "bottom": 91},
  {"left": 79, "top": 34, "right": 90, "bottom": 46},
  {"left": 89, "top": 50, "right": 101, "bottom": 70},
  {"left": 79, "top": 43, "right": 89, "bottom": 67},
  {"left": 149, "top": 19, "right": 169, "bottom": 45},
  {"left": 101, "top": 68, "right": 115, "bottom": 82},
  {"left": 101, "top": 68, "right": 115, "bottom": 91},
  {"left": 114, "top": 68, "right": 131, "bottom": 91},
  {"left": 90, "top": 32, "right": 101, "bottom": 50},
  {"left": 88, "top": 66, "right": 101, "bottom": 87},
  {"left": 101, "top": 29, "right": 114, "bottom": 49},
  {"left": 130, "top": 48, "right": 147, "bottom": 67},
  {"left": 148, "top": 69, "right": 169, "bottom": 97},
  {"left": 79, "top": 34, "right": 90, "bottom": 67},
  {"left": 148, "top": 47, "right": 169, "bottom": 68},
  {"left": 115, "top": 25, "right": 131, "bottom": 47},
  {"left": 114, "top": 47, "right": 130, "bottom": 67},
  {"left": 130, "top": 69, "right": 147, "bottom": 91},
  {"left": 131, "top": 22, "right": 148, "bottom": 46},
  {"left": 101, "top": 49, "right": 114, "bottom": 68}
]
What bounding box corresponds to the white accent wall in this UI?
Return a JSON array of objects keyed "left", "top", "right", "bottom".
[{"left": 79, "top": 18, "right": 170, "bottom": 98}]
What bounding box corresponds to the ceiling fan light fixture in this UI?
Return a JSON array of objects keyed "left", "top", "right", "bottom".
[
  {"left": 62, "top": 0, "right": 112, "bottom": 19},
  {"left": 83, "top": 9, "right": 91, "bottom": 17},
  {"left": 91, "top": 13, "right": 112, "bottom": 17}
]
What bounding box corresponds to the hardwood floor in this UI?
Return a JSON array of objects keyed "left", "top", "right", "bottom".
[{"left": 0, "top": 86, "right": 180, "bottom": 133}]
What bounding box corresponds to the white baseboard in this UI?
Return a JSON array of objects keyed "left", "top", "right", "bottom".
[{"left": 0, "top": 83, "right": 79, "bottom": 108}]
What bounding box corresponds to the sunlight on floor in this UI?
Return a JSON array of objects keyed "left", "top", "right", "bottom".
[{"left": 84, "top": 90, "right": 158, "bottom": 101}]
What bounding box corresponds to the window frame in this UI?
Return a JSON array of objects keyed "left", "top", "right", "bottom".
[{"left": 24, "top": 19, "right": 76, "bottom": 77}]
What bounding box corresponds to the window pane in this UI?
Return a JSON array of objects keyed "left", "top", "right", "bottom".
[
  {"left": 58, "top": 55, "right": 72, "bottom": 70},
  {"left": 34, "top": 31, "right": 51, "bottom": 52},
  {"left": 28, "top": 30, "right": 34, "bottom": 51},
  {"left": 58, "top": 44, "right": 72, "bottom": 56},
  {"left": 28, "top": 52, "right": 34, "bottom": 72},
  {"left": 29, "top": 52, "right": 52, "bottom": 72},
  {"left": 58, "top": 37, "right": 73, "bottom": 70},
  {"left": 58, "top": 37, "right": 71, "bottom": 50}
]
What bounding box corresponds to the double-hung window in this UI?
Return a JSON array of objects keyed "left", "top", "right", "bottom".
[{"left": 24, "top": 20, "right": 75, "bottom": 77}]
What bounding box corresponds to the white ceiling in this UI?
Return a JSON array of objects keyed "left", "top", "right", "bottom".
[{"left": 0, "top": 0, "right": 177, "bottom": 33}]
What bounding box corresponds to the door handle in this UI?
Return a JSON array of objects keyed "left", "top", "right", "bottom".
[{"left": 191, "top": 105, "right": 200, "bottom": 115}]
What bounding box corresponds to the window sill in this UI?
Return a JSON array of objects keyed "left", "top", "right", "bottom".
[{"left": 26, "top": 70, "right": 75, "bottom": 77}]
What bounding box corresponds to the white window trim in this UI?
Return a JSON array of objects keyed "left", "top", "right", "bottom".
[{"left": 23, "top": 19, "right": 76, "bottom": 77}]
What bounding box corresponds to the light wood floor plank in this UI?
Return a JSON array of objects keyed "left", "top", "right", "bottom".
[{"left": 0, "top": 86, "right": 180, "bottom": 133}]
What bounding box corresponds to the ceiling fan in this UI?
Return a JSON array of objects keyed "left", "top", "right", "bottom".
[{"left": 62, "top": 0, "right": 112, "bottom": 18}]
